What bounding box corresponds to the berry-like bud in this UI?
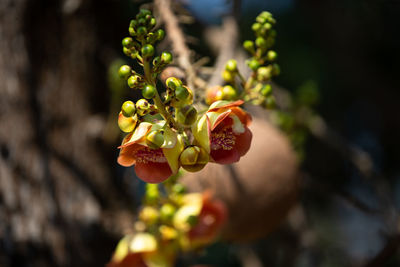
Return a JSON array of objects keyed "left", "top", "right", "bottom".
[
  {"left": 149, "top": 18, "right": 156, "bottom": 28},
  {"left": 248, "top": 59, "right": 260, "bottom": 70},
  {"left": 260, "top": 84, "right": 272, "bottom": 96},
  {"left": 257, "top": 66, "right": 272, "bottom": 81},
  {"left": 161, "top": 52, "right": 173, "bottom": 64},
  {"left": 141, "top": 44, "right": 154, "bottom": 58},
  {"left": 127, "top": 75, "right": 141, "bottom": 88},
  {"left": 118, "top": 65, "right": 131, "bottom": 79},
  {"left": 121, "top": 100, "right": 136, "bottom": 117},
  {"left": 267, "top": 50, "right": 278, "bottom": 61},
  {"left": 137, "top": 26, "right": 147, "bottom": 37},
  {"left": 160, "top": 203, "right": 176, "bottom": 222},
  {"left": 118, "top": 112, "right": 137, "bottom": 133},
  {"left": 179, "top": 146, "right": 209, "bottom": 172},
  {"left": 139, "top": 206, "right": 159, "bottom": 225},
  {"left": 175, "top": 86, "right": 189, "bottom": 101},
  {"left": 136, "top": 99, "right": 151, "bottom": 116},
  {"left": 142, "top": 84, "right": 156, "bottom": 99},
  {"left": 146, "top": 130, "right": 164, "bottom": 149},
  {"left": 175, "top": 105, "right": 197, "bottom": 126},
  {"left": 243, "top": 40, "right": 255, "bottom": 53},
  {"left": 252, "top": 22, "right": 262, "bottom": 32},
  {"left": 156, "top": 29, "right": 165, "bottom": 41},
  {"left": 225, "top": 59, "right": 238, "bottom": 72},
  {"left": 222, "top": 70, "right": 235, "bottom": 83},
  {"left": 221, "top": 85, "right": 237, "bottom": 100},
  {"left": 122, "top": 37, "right": 134, "bottom": 48},
  {"left": 129, "top": 27, "right": 135, "bottom": 36},
  {"left": 139, "top": 9, "right": 151, "bottom": 16},
  {"left": 123, "top": 47, "right": 131, "bottom": 56},
  {"left": 255, "top": 37, "right": 267, "bottom": 49},
  {"left": 166, "top": 77, "right": 182, "bottom": 90}
]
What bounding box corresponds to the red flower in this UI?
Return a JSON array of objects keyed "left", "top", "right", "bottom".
[
  {"left": 118, "top": 122, "right": 183, "bottom": 183},
  {"left": 193, "top": 100, "right": 252, "bottom": 165}
]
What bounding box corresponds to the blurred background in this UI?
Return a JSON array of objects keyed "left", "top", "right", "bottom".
[{"left": 1, "top": 0, "right": 400, "bottom": 266}]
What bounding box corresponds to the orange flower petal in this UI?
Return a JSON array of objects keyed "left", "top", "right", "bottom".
[
  {"left": 117, "top": 144, "right": 141, "bottom": 167},
  {"left": 135, "top": 161, "right": 172, "bottom": 183},
  {"left": 208, "top": 99, "right": 244, "bottom": 112},
  {"left": 235, "top": 127, "right": 252, "bottom": 156}
]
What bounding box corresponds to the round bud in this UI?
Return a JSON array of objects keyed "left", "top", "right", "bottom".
[
  {"left": 166, "top": 77, "right": 182, "bottom": 90},
  {"left": 222, "top": 85, "right": 237, "bottom": 100},
  {"left": 122, "top": 37, "right": 133, "bottom": 48},
  {"left": 175, "top": 105, "right": 197, "bottom": 126},
  {"left": 225, "top": 59, "right": 238, "bottom": 72},
  {"left": 121, "top": 100, "right": 136, "bottom": 117},
  {"left": 272, "top": 63, "right": 280, "bottom": 76},
  {"left": 118, "top": 65, "right": 132, "bottom": 79},
  {"left": 243, "top": 40, "right": 255, "bottom": 53},
  {"left": 156, "top": 29, "right": 165, "bottom": 41},
  {"left": 172, "top": 183, "right": 185, "bottom": 194},
  {"left": 118, "top": 112, "right": 137, "bottom": 133},
  {"left": 252, "top": 22, "right": 262, "bottom": 32},
  {"left": 138, "top": 18, "right": 146, "bottom": 26},
  {"left": 256, "top": 16, "right": 267, "bottom": 24},
  {"left": 222, "top": 70, "right": 235, "bottom": 83},
  {"left": 136, "top": 26, "right": 147, "bottom": 36},
  {"left": 179, "top": 146, "right": 209, "bottom": 172},
  {"left": 263, "top": 23, "right": 272, "bottom": 32},
  {"left": 205, "top": 85, "right": 223, "bottom": 105},
  {"left": 142, "top": 84, "right": 156, "bottom": 99},
  {"left": 255, "top": 37, "right": 267, "bottom": 48},
  {"left": 175, "top": 86, "right": 189, "bottom": 101},
  {"left": 146, "top": 130, "right": 164, "bottom": 149},
  {"left": 161, "top": 52, "right": 173, "bottom": 64},
  {"left": 260, "top": 11, "right": 272, "bottom": 19},
  {"left": 149, "top": 18, "right": 156, "bottom": 28},
  {"left": 139, "top": 206, "right": 159, "bottom": 225},
  {"left": 160, "top": 203, "right": 176, "bottom": 222},
  {"left": 139, "top": 9, "right": 151, "bottom": 16},
  {"left": 260, "top": 84, "right": 272, "bottom": 97},
  {"left": 136, "top": 99, "right": 150, "bottom": 116},
  {"left": 267, "top": 50, "right": 278, "bottom": 61},
  {"left": 257, "top": 66, "right": 272, "bottom": 81},
  {"left": 141, "top": 44, "right": 154, "bottom": 58},
  {"left": 127, "top": 75, "right": 141, "bottom": 88},
  {"left": 248, "top": 59, "right": 260, "bottom": 70},
  {"left": 129, "top": 27, "right": 135, "bottom": 36},
  {"left": 123, "top": 47, "right": 131, "bottom": 56}
]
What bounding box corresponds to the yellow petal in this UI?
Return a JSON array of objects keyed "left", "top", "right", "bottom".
[
  {"left": 192, "top": 114, "right": 210, "bottom": 153},
  {"left": 112, "top": 236, "right": 130, "bottom": 263},
  {"left": 161, "top": 126, "right": 177, "bottom": 149},
  {"left": 123, "top": 122, "right": 152, "bottom": 146},
  {"left": 130, "top": 233, "right": 158, "bottom": 253},
  {"left": 163, "top": 134, "right": 184, "bottom": 175}
]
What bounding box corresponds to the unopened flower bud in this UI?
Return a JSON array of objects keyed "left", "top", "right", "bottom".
[
  {"left": 118, "top": 65, "right": 132, "bottom": 79},
  {"left": 175, "top": 105, "right": 197, "bottom": 126},
  {"left": 172, "top": 183, "right": 185, "bottom": 194},
  {"left": 136, "top": 26, "right": 147, "bottom": 37},
  {"left": 161, "top": 52, "right": 173, "bottom": 64},
  {"left": 118, "top": 112, "right": 137, "bottom": 133},
  {"left": 267, "top": 50, "right": 278, "bottom": 61},
  {"left": 122, "top": 37, "right": 134, "bottom": 48},
  {"left": 260, "top": 84, "right": 272, "bottom": 96},
  {"left": 255, "top": 37, "right": 267, "bottom": 48},
  {"left": 138, "top": 18, "right": 146, "bottom": 26},
  {"left": 166, "top": 77, "right": 182, "bottom": 90},
  {"left": 129, "top": 26, "right": 135, "bottom": 36},
  {"left": 225, "top": 59, "right": 237, "bottom": 72},
  {"left": 139, "top": 206, "right": 159, "bottom": 225},
  {"left": 142, "top": 84, "right": 156, "bottom": 99},
  {"left": 257, "top": 66, "right": 272, "bottom": 81},
  {"left": 141, "top": 44, "right": 154, "bottom": 58},
  {"left": 222, "top": 70, "right": 235, "bottom": 83},
  {"left": 121, "top": 100, "right": 136, "bottom": 117},
  {"left": 248, "top": 59, "right": 260, "bottom": 70},
  {"left": 123, "top": 47, "right": 131, "bottom": 56},
  {"left": 145, "top": 184, "right": 159, "bottom": 204},
  {"left": 149, "top": 18, "right": 156, "bottom": 28},
  {"left": 127, "top": 75, "right": 141, "bottom": 88},
  {"left": 175, "top": 86, "right": 189, "bottom": 101},
  {"left": 146, "top": 130, "right": 164, "bottom": 149},
  {"left": 156, "top": 29, "right": 165, "bottom": 41},
  {"left": 136, "top": 99, "right": 150, "bottom": 116},
  {"left": 160, "top": 203, "right": 176, "bottom": 222},
  {"left": 243, "top": 40, "right": 255, "bottom": 53},
  {"left": 221, "top": 85, "right": 237, "bottom": 100},
  {"left": 179, "top": 146, "right": 209, "bottom": 172}
]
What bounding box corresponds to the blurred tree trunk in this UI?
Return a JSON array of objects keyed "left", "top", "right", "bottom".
[{"left": 0, "top": 0, "right": 132, "bottom": 266}]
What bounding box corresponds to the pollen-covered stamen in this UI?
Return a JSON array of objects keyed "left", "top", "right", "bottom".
[
  {"left": 210, "top": 127, "right": 236, "bottom": 151},
  {"left": 134, "top": 147, "right": 168, "bottom": 163}
]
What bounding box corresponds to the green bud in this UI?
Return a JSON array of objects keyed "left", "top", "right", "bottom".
[
  {"left": 261, "top": 84, "right": 272, "bottom": 96},
  {"left": 139, "top": 206, "right": 159, "bottom": 225},
  {"left": 149, "top": 18, "right": 156, "bottom": 28},
  {"left": 179, "top": 146, "right": 209, "bottom": 172},
  {"left": 172, "top": 183, "right": 185, "bottom": 194},
  {"left": 130, "top": 19, "right": 137, "bottom": 28},
  {"left": 272, "top": 63, "right": 280, "bottom": 76},
  {"left": 142, "top": 84, "right": 156, "bottom": 99},
  {"left": 267, "top": 50, "right": 278, "bottom": 61},
  {"left": 141, "top": 44, "right": 154, "bottom": 58},
  {"left": 122, "top": 37, "right": 133, "bottom": 48},
  {"left": 263, "top": 23, "right": 272, "bottom": 31},
  {"left": 255, "top": 37, "right": 267, "bottom": 48},
  {"left": 139, "top": 9, "right": 151, "bottom": 16},
  {"left": 175, "top": 86, "right": 189, "bottom": 101},
  {"left": 127, "top": 75, "right": 141, "bottom": 88},
  {"left": 260, "top": 11, "right": 272, "bottom": 19},
  {"left": 146, "top": 130, "right": 164, "bottom": 149},
  {"left": 256, "top": 15, "right": 267, "bottom": 24},
  {"left": 252, "top": 22, "right": 262, "bottom": 32},
  {"left": 121, "top": 100, "right": 136, "bottom": 117},
  {"left": 248, "top": 59, "right": 260, "bottom": 70},
  {"left": 153, "top": 56, "right": 161, "bottom": 66},
  {"left": 145, "top": 183, "right": 159, "bottom": 204},
  {"left": 118, "top": 65, "right": 131, "bottom": 79},
  {"left": 243, "top": 40, "right": 255, "bottom": 54},
  {"left": 160, "top": 203, "right": 176, "bottom": 222},
  {"left": 136, "top": 99, "right": 150, "bottom": 116},
  {"left": 138, "top": 18, "right": 146, "bottom": 26},
  {"left": 222, "top": 85, "right": 237, "bottom": 100},
  {"left": 161, "top": 52, "right": 173, "bottom": 64},
  {"left": 156, "top": 29, "right": 165, "bottom": 41},
  {"left": 166, "top": 77, "right": 182, "bottom": 90},
  {"left": 137, "top": 26, "right": 147, "bottom": 36},
  {"left": 123, "top": 47, "right": 131, "bottom": 56},
  {"left": 225, "top": 59, "right": 237, "bottom": 72},
  {"left": 129, "top": 27, "right": 135, "bottom": 36},
  {"left": 222, "top": 70, "right": 235, "bottom": 83},
  {"left": 257, "top": 66, "right": 272, "bottom": 81},
  {"left": 175, "top": 105, "right": 197, "bottom": 126}
]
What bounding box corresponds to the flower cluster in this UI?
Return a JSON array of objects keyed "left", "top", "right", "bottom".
[
  {"left": 107, "top": 184, "right": 226, "bottom": 267},
  {"left": 116, "top": 9, "right": 253, "bottom": 183}
]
